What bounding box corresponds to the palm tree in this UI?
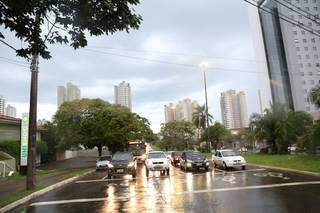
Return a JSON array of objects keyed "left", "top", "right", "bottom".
[
  {"left": 309, "top": 85, "right": 320, "bottom": 108},
  {"left": 192, "top": 105, "right": 213, "bottom": 130}
]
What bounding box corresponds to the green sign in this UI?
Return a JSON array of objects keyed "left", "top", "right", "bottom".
[{"left": 20, "top": 113, "right": 29, "bottom": 166}]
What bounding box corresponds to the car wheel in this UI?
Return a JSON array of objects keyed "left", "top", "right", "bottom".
[
  {"left": 242, "top": 166, "right": 246, "bottom": 170},
  {"left": 132, "top": 172, "right": 136, "bottom": 178},
  {"left": 166, "top": 169, "right": 170, "bottom": 176},
  {"left": 223, "top": 162, "right": 228, "bottom": 171},
  {"left": 146, "top": 169, "right": 149, "bottom": 177},
  {"left": 205, "top": 166, "right": 209, "bottom": 172}
]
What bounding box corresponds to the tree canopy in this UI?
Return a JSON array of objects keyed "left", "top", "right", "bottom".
[
  {"left": 159, "top": 121, "right": 195, "bottom": 151},
  {"left": 249, "top": 103, "right": 313, "bottom": 154},
  {"left": 54, "top": 99, "right": 153, "bottom": 155},
  {"left": 192, "top": 105, "right": 213, "bottom": 130},
  {"left": 202, "top": 122, "right": 231, "bottom": 150},
  {"left": 0, "top": 0, "right": 142, "bottom": 58},
  {"left": 309, "top": 85, "right": 320, "bottom": 108}
]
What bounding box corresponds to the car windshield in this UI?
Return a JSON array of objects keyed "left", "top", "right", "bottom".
[
  {"left": 112, "top": 153, "right": 131, "bottom": 161},
  {"left": 148, "top": 152, "right": 166, "bottom": 159},
  {"left": 99, "top": 156, "right": 111, "bottom": 161},
  {"left": 186, "top": 152, "right": 203, "bottom": 158},
  {"left": 221, "top": 150, "right": 236, "bottom": 157}
]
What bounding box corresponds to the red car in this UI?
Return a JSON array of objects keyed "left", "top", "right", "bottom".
[{"left": 171, "top": 151, "right": 182, "bottom": 166}]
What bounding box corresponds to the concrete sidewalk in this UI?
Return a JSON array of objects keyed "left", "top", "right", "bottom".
[{"left": 0, "top": 157, "right": 96, "bottom": 199}]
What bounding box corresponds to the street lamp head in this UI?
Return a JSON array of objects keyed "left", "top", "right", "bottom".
[{"left": 199, "top": 61, "right": 209, "bottom": 71}]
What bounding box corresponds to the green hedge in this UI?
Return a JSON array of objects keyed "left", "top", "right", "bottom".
[
  {"left": 0, "top": 140, "right": 20, "bottom": 161},
  {"left": 0, "top": 140, "right": 48, "bottom": 162}
]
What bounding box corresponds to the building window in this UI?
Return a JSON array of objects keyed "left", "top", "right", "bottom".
[
  {"left": 304, "top": 47, "right": 309, "bottom": 51},
  {"left": 301, "top": 72, "right": 305, "bottom": 76},
  {"left": 311, "top": 80, "right": 315, "bottom": 84},
  {"left": 301, "top": 30, "right": 305, "bottom": 34},
  {"left": 300, "top": 63, "right": 304, "bottom": 68},
  {"left": 314, "top": 7, "right": 318, "bottom": 11},
  {"left": 296, "top": 47, "right": 300, "bottom": 51},
  {"left": 293, "top": 31, "right": 298, "bottom": 35},
  {"left": 302, "top": 80, "right": 306, "bottom": 84},
  {"left": 303, "top": 39, "right": 307, "bottom": 43},
  {"left": 309, "top": 71, "right": 313, "bottom": 75},
  {"left": 315, "top": 54, "right": 319, "bottom": 59},
  {"left": 308, "top": 63, "right": 312, "bottom": 67},
  {"left": 311, "top": 38, "right": 316, "bottom": 43},
  {"left": 306, "top": 54, "right": 310, "bottom": 59},
  {"left": 298, "top": 55, "right": 302, "bottom": 59},
  {"left": 313, "top": 46, "right": 317, "bottom": 51}
]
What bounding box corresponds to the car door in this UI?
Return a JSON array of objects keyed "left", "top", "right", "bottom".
[
  {"left": 215, "top": 151, "right": 222, "bottom": 166},
  {"left": 180, "top": 152, "right": 186, "bottom": 168}
]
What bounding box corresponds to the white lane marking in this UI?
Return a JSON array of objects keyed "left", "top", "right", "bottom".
[
  {"left": 30, "top": 181, "right": 320, "bottom": 207},
  {"left": 175, "top": 181, "right": 320, "bottom": 195},
  {"left": 76, "top": 175, "right": 171, "bottom": 184}
]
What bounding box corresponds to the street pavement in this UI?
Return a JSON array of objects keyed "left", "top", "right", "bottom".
[{"left": 10, "top": 163, "right": 320, "bottom": 213}]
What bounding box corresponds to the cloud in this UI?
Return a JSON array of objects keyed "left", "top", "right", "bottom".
[{"left": 0, "top": 0, "right": 262, "bottom": 132}]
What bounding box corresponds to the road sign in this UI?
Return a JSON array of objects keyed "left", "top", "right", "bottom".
[{"left": 20, "top": 113, "right": 29, "bottom": 166}]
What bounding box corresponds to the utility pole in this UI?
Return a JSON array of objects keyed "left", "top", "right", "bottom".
[
  {"left": 203, "top": 70, "right": 211, "bottom": 151},
  {"left": 26, "top": 54, "right": 39, "bottom": 190}
]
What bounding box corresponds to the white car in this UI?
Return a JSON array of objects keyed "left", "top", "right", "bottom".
[
  {"left": 96, "top": 155, "right": 112, "bottom": 171},
  {"left": 212, "top": 149, "right": 246, "bottom": 170},
  {"left": 145, "top": 151, "right": 170, "bottom": 177}
]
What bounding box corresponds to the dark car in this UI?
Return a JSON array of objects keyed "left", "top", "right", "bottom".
[
  {"left": 180, "top": 151, "right": 210, "bottom": 172},
  {"left": 107, "top": 152, "right": 137, "bottom": 179},
  {"left": 171, "top": 151, "right": 182, "bottom": 166}
]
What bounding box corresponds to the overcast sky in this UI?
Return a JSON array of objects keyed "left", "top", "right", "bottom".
[{"left": 0, "top": 0, "right": 264, "bottom": 132}]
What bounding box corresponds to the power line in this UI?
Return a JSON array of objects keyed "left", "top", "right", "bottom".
[
  {"left": 273, "top": 0, "right": 320, "bottom": 26},
  {"left": 244, "top": 0, "right": 320, "bottom": 38},
  {"left": 83, "top": 48, "right": 306, "bottom": 76},
  {"left": 0, "top": 58, "right": 29, "bottom": 68},
  {"left": 0, "top": 56, "right": 29, "bottom": 64}
]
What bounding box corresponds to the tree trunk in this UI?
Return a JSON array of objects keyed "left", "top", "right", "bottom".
[{"left": 98, "top": 145, "right": 102, "bottom": 157}]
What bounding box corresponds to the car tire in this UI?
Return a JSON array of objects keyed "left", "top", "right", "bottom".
[
  {"left": 146, "top": 169, "right": 149, "bottom": 177},
  {"left": 242, "top": 166, "right": 246, "bottom": 170},
  {"left": 223, "top": 162, "right": 228, "bottom": 171},
  {"left": 166, "top": 169, "right": 170, "bottom": 176},
  {"left": 132, "top": 172, "right": 136, "bottom": 178}
]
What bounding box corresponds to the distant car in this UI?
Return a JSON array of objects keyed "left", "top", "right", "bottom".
[
  {"left": 164, "top": 151, "right": 173, "bottom": 160},
  {"left": 96, "top": 155, "right": 112, "bottom": 171},
  {"left": 180, "top": 151, "right": 210, "bottom": 172},
  {"left": 213, "top": 149, "right": 246, "bottom": 170},
  {"left": 107, "top": 152, "right": 137, "bottom": 178},
  {"left": 145, "top": 151, "right": 170, "bottom": 177},
  {"left": 171, "top": 151, "right": 182, "bottom": 166},
  {"left": 238, "top": 147, "right": 248, "bottom": 152}
]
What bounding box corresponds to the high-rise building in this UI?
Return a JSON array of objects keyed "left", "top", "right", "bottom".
[
  {"left": 220, "top": 90, "right": 248, "bottom": 129},
  {"left": 248, "top": 0, "right": 320, "bottom": 114},
  {"left": 5, "top": 105, "right": 16, "bottom": 118},
  {"left": 0, "top": 96, "right": 5, "bottom": 115},
  {"left": 164, "top": 98, "right": 199, "bottom": 123},
  {"left": 57, "top": 82, "right": 81, "bottom": 107},
  {"left": 114, "top": 81, "right": 132, "bottom": 110}
]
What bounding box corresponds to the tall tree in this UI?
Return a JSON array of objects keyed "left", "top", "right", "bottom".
[
  {"left": 192, "top": 105, "right": 213, "bottom": 130},
  {"left": 249, "top": 103, "right": 312, "bottom": 154},
  {"left": 0, "top": 0, "right": 142, "bottom": 189},
  {"left": 309, "top": 85, "right": 320, "bottom": 108},
  {"left": 202, "top": 122, "right": 231, "bottom": 150},
  {"left": 160, "top": 121, "right": 195, "bottom": 151},
  {"left": 55, "top": 99, "right": 153, "bottom": 156}
]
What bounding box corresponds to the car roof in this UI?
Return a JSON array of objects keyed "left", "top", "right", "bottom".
[{"left": 217, "top": 149, "right": 233, "bottom": 152}]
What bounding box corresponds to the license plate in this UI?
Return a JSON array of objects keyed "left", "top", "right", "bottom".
[
  {"left": 196, "top": 163, "right": 202, "bottom": 166},
  {"left": 154, "top": 166, "right": 162, "bottom": 170},
  {"left": 117, "top": 169, "right": 124, "bottom": 173}
]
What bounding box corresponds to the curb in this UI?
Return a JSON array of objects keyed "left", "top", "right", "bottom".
[
  {"left": 248, "top": 163, "right": 320, "bottom": 177},
  {"left": 0, "top": 169, "right": 94, "bottom": 213}
]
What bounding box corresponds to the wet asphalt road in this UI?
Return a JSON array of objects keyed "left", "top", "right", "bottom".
[{"left": 11, "top": 164, "right": 320, "bottom": 213}]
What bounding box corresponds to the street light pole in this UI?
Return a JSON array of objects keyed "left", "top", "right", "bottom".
[{"left": 199, "top": 61, "right": 211, "bottom": 151}]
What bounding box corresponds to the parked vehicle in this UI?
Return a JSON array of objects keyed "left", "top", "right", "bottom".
[
  {"left": 212, "top": 149, "right": 246, "bottom": 170},
  {"left": 180, "top": 151, "right": 210, "bottom": 172},
  {"left": 107, "top": 152, "right": 137, "bottom": 178},
  {"left": 128, "top": 140, "right": 146, "bottom": 163},
  {"left": 171, "top": 151, "right": 182, "bottom": 166},
  {"left": 96, "top": 155, "right": 112, "bottom": 171},
  {"left": 164, "top": 151, "right": 173, "bottom": 160},
  {"left": 145, "top": 151, "right": 170, "bottom": 177}
]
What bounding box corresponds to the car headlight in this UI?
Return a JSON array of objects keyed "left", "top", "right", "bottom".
[
  {"left": 128, "top": 162, "right": 135, "bottom": 167},
  {"left": 206, "top": 161, "right": 210, "bottom": 165},
  {"left": 186, "top": 162, "right": 192, "bottom": 167},
  {"left": 107, "top": 163, "right": 114, "bottom": 168}
]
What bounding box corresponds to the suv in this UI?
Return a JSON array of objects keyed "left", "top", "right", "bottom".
[
  {"left": 180, "top": 151, "right": 210, "bottom": 172},
  {"left": 212, "top": 149, "right": 246, "bottom": 170},
  {"left": 145, "top": 151, "right": 170, "bottom": 177},
  {"left": 107, "top": 152, "right": 137, "bottom": 179},
  {"left": 96, "top": 155, "right": 112, "bottom": 171}
]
